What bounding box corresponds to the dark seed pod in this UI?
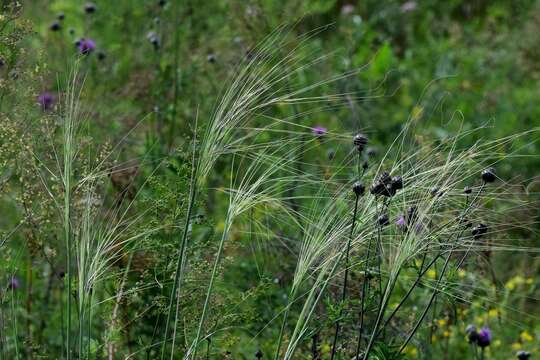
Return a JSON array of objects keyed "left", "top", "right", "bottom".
[
  {"left": 207, "top": 53, "right": 216, "bottom": 63},
  {"left": 366, "top": 147, "right": 376, "bottom": 157},
  {"left": 430, "top": 186, "right": 439, "bottom": 197},
  {"left": 84, "top": 2, "right": 97, "bottom": 13},
  {"left": 378, "top": 214, "right": 389, "bottom": 226},
  {"left": 481, "top": 167, "right": 496, "bottom": 183},
  {"left": 57, "top": 12, "right": 65, "bottom": 20},
  {"left": 391, "top": 176, "right": 403, "bottom": 191},
  {"left": 50, "top": 22, "right": 61, "bottom": 31},
  {"left": 466, "top": 324, "right": 478, "bottom": 343},
  {"left": 255, "top": 350, "right": 263, "bottom": 359},
  {"left": 516, "top": 351, "right": 531, "bottom": 360},
  {"left": 352, "top": 181, "right": 365, "bottom": 197},
  {"left": 370, "top": 172, "right": 392, "bottom": 196},
  {"left": 353, "top": 133, "right": 368, "bottom": 152},
  {"left": 464, "top": 186, "right": 472, "bottom": 194},
  {"left": 97, "top": 51, "right": 106, "bottom": 61},
  {"left": 471, "top": 223, "right": 488, "bottom": 240}
]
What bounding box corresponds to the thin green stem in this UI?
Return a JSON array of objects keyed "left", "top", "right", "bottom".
[
  {"left": 329, "top": 194, "right": 360, "bottom": 360},
  {"left": 192, "top": 216, "right": 231, "bottom": 359}
]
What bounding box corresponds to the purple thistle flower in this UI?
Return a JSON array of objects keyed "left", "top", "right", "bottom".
[
  {"left": 37, "top": 92, "right": 55, "bottom": 111},
  {"left": 8, "top": 276, "right": 19, "bottom": 290},
  {"left": 477, "top": 327, "right": 492, "bottom": 348},
  {"left": 312, "top": 126, "right": 327, "bottom": 136},
  {"left": 396, "top": 214, "right": 406, "bottom": 228},
  {"left": 78, "top": 38, "right": 96, "bottom": 55}
]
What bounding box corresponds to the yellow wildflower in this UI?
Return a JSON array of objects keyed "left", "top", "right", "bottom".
[{"left": 521, "top": 330, "right": 534, "bottom": 342}]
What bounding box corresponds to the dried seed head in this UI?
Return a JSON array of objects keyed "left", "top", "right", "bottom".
[
  {"left": 378, "top": 213, "right": 389, "bottom": 226},
  {"left": 353, "top": 133, "right": 368, "bottom": 152},
  {"left": 366, "top": 147, "right": 377, "bottom": 157},
  {"left": 391, "top": 176, "right": 403, "bottom": 191},
  {"left": 516, "top": 351, "right": 532, "bottom": 360},
  {"left": 471, "top": 223, "right": 488, "bottom": 240},
  {"left": 481, "top": 167, "right": 496, "bottom": 183},
  {"left": 49, "top": 22, "right": 61, "bottom": 31},
  {"left": 352, "top": 181, "right": 365, "bottom": 197},
  {"left": 466, "top": 324, "right": 478, "bottom": 343},
  {"left": 84, "top": 2, "right": 97, "bottom": 13},
  {"left": 370, "top": 171, "right": 392, "bottom": 196}
]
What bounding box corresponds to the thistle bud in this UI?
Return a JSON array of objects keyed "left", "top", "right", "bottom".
[
  {"left": 49, "top": 22, "right": 61, "bottom": 31},
  {"left": 471, "top": 223, "right": 488, "bottom": 240},
  {"left": 255, "top": 350, "right": 263, "bottom": 359},
  {"left": 391, "top": 176, "right": 403, "bottom": 191},
  {"left": 464, "top": 186, "right": 472, "bottom": 194},
  {"left": 466, "top": 324, "right": 478, "bottom": 343},
  {"left": 370, "top": 172, "right": 392, "bottom": 196},
  {"left": 353, "top": 133, "right": 368, "bottom": 152},
  {"left": 481, "top": 167, "right": 496, "bottom": 183},
  {"left": 84, "top": 2, "right": 97, "bottom": 13},
  {"left": 378, "top": 214, "right": 389, "bottom": 226},
  {"left": 57, "top": 12, "right": 65, "bottom": 21},
  {"left": 352, "top": 181, "right": 365, "bottom": 197},
  {"left": 517, "top": 351, "right": 532, "bottom": 360}
]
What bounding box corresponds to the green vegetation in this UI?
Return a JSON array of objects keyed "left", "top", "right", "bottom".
[{"left": 1, "top": 1, "right": 539, "bottom": 359}]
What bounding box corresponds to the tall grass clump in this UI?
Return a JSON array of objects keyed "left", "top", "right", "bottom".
[{"left": 275, "top": 123, "right": 540, "bottom": 359}]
